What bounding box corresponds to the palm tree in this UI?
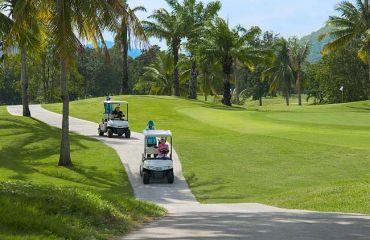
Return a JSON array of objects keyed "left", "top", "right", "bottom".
[
  {"left": 231, "top": 26, "right": 266, "bottom": 104},
  {"left": 202, "top": 18, "right": 233, "bottom": 105},
  {"left": 143, "top": 0, "right": 185, "bottom": 96},
  {"left": 321, "top": 0, "right": 370, "bottom": 93},
  {"left": 0, "top": 0, "right": 41, "bottom": 117},
  {"left": 198, "top": 59, "right": 223, "bottom": 101},
  {"left": 183, "top": 0, "right": 221, "bottom": 100},
  {"left": 289, "top": 38, "right": 310, "bottom": 106},
  {"left": 135, "top": 51, "right": 188, "bottom": 95},
  {"left": 263, "top": 39, "right": 294, "bottom": 106},
  {"left": 202, "top": 18, "right": 263, "bottom": 106},
  {"left": 46, "top": 0, "right": 119, "bottom": 166},
  {"left": 115, "top": 1, "right": 147, "bottom": 95},
  {"left": 135, "top": 51, "right": 174, "bottom": 95}
]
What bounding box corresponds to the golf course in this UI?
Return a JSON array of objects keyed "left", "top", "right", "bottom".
[
  {"left": 43, "top": 96, "right": 370, "bottom": 214},
  {"left": 2, "top": 0, "right": 370, "bottom": 238}
]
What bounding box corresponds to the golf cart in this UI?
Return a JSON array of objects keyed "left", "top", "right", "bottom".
[
  {"left": 140, "top": 130, "right": 174, "bottom": 184},
  {"left": 98, "top": 100, "right": 131, "bottom": 138}
]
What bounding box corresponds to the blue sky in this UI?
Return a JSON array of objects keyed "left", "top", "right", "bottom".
[{"left": 103, "top": 0, "right": 347, "bottom": 48}]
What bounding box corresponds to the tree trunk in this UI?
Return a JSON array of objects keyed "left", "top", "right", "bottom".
[
  {"left": 188, "top": 59, "right": 197, "bottom": 99},
  {"left": 285, "top": 89, "right": 290, "bottom": 106},
  {"left": 259, "top": 97, "right": 262, "bottom": 106},
  {"left": 121, "top": 21, "right": 129, "bottom": 95},
  {"left": 48, "top": 65, "right": 53, "bottom": 103},
  {"left": 42, "top": 53, "right": 49, "bottom": 102},
  {"left": 223, "top": 73, "right": 232, "bottom": 106},
  {"left": 367, "top": 44, "right": 370, "bottom": 99},
  {"left": 172, "top": 44, "right": 180, "bottom": 96},
  {"left": 58, "top": 57, "right": 72, "bottom": 167},
  {"left": 20, "top": 48, "right": 31, "bottom": 117},
  {"left": 296, "top": 69, "right": 302, "bottom": 106},
  {"left": 203, "top": 71, "right": 208, "bottom": 101},
  {"left": 234, "top": 61, "right": 240, "bottom": 104}
]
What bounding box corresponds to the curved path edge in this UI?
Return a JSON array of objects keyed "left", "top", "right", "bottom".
[
  {"left": 7, "top": 105, "right": 370, "bottom": 240},
  {"left": 6, "top": 105, "right": 197, "bottom": 207}
]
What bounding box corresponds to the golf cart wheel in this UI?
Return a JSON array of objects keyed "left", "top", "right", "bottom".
[
  {"left": 98, "top": 126, "right": 104, "bottom": 136},
  {"left": 167, "top": 170, "right": 174, "bottom": 184},
  {"left": 125, "top": 129, "right": 131, "bottom": 138},
  {"left": 140, "top": 166, "right": 143, "bottom": 176},
  {"left": 143, "top": 171, "right": 150, "bottom": 185},
  {"left": 118, "top": 133, "right": 123, "bottom": 137},
  {"left": 107, "top": 129, "right": 113, "bottom": 138}
]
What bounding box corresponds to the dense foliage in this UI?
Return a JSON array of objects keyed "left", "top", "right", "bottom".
[
  {"left": 1, "top": 0, "right": 370, "bottom": 109},
  {"left": 306, "top": 40, "right": 370, "bottom": 103},
  {"left": 0, "top": 45, "right": 161, "bottom": 105}
]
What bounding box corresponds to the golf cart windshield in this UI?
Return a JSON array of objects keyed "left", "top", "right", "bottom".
[
  {"left": 103, "top": 100, "right": 128, "bottom": 120},
  {"left": 143, "top": 130, "right": 173, "bottom": 159}
]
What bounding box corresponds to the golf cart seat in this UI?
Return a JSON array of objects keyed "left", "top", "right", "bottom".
[{"left": 146, "top": 147, "right": 159, "bottom": 155}]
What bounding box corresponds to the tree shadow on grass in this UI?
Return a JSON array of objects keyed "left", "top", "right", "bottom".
[
  {"left": 197, "top": 101, "right": 246, "bottom": 112},
  {"left": 185, "top": 172, "right": 245, "bottom": 202},
  {"left": 0, "top": 117, "right": 132, "bottom": 198},
  {"left": 346, "top": 106, "right": 370, "bottom": 111},
  {"left": 0, "top": 118, "right": 85, "bottom": 171}
]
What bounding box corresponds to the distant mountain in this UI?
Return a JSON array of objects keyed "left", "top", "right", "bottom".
[
  {"left": 85, "top": 41, "right": 142, "bottom": 58},
  {"left": 300, "top": 26, "right": 332, "bottom": 63}
]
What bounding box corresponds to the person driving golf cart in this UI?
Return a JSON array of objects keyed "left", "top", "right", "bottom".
[
  {"left": 112, "top": 106, "right": 125, "bottom": 119},
  {"left": 158, "top": 137, "right": 169, "bottom": 158}
]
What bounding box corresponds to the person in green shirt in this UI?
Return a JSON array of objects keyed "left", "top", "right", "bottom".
[{"left": 145, "top": 120, "right": 157, "bottom": 158}]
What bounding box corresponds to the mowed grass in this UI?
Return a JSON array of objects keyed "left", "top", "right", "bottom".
[
  {"left": 0, "top": 107, "right": 165, "bottom": 240},
  {"left": 44, "top": 96, "right": 370, "bottom": 214}
]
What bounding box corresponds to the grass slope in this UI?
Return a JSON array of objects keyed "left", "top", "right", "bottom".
[
  {"left": 0, "top": 107, "right": 165, "bottom": 239},
  {"left": 44, "top": 96, "right": 370, "bottom": 214}
]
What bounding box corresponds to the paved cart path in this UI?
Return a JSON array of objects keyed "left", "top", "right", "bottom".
[{"left": 7, "top": 105, "right": 370, "bottom": 240}]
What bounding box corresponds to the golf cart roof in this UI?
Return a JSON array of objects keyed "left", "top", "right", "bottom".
[
  {"left": 143, "top": 130, "right": 172, "bottom": 137},
  {"left": 104, "top": 100, "right": 128, "bottom": 105}
]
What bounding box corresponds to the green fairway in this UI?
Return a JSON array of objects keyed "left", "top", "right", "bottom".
[
  {"left": 44, "top": 96, "right": 370, "bottom": 214},
  {"left": 0, "top": 107, "right": 165, "bottom": 240}
]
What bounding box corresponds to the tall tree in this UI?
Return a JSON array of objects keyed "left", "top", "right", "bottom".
[
  {"left": 202, "top": 18, "right": 263, "bottom": 106},
  {"left": 143, "top": 0, "right": 185, "bottom": 96},
  {"left": 263, "top": 39, "right": 294, "bottom": 106},
  {"left": 0, "top": 0, "right": 41, "bottom": 117},
  {"left": 231, "top": 26, "right": 266, "bottom": 104},
  {"left": 135, "top": 51, "right": 174, "bottom": 95},
  {"left": 321, "top": 0, "right": 370, "bottom": 96},
  {"left": 183, "top": 0, "right": 221, "bottom": 99},
  {"left": 47, "top": 0, "right": 119, "bottom": 166},
  {"left": 115, "top": 1, "right": 147, "bottom": 95},
  {"left": 198, "top": 55, "right": 222, "bottom": 101},
  {"left": 289, "top": 38, "right": 310, "bottom": 106}
]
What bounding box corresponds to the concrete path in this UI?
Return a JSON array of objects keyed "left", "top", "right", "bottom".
[{"left": 7, "top": 105, "right": 370, "bottom": 240}]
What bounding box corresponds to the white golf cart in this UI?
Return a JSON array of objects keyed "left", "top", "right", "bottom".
[
  {"left": 98, "top": 100, "right": 131, "bottom": 138},
  {"left": 140, "top": 130, "right": 174, "bottom": 184}
]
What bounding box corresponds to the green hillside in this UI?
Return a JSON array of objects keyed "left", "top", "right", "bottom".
[{"left": 300, "top": 26, "right": 332, "bottom": 63}]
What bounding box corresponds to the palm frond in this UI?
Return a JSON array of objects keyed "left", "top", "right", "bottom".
[{"left": 322, "top": 33, "right": 356, "bottom": 55}]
